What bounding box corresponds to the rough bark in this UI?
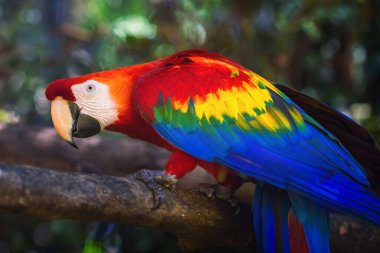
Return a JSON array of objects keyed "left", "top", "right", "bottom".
[{"left": 0, "top": 162, "right": 253, "bottom": 252}]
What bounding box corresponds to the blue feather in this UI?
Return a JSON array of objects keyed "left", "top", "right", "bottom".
[
  {"left": 253, "top": 182, "right": 264, "bottom": 253},
  {"left": 154, "top": 120, "right": 380, "bottom": 226},
  {"left": 276, "top": 190, "right": 291, "bottom": 253},
  {"left": 288, "top": 193, "right": 330, "bottom": 253},
  {"left": 253, "top": 183, "right": 291, "bottom": 253},
  {"left": 261, "top": 184, "right": 276, "bottom": 253}
]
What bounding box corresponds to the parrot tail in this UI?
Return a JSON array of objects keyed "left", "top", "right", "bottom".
[
  {"left": 253, "top": 182, "right": 293, "bottom": 253},
  {"left": 253, "top": 183, "right": 330, "bottom": 253}
]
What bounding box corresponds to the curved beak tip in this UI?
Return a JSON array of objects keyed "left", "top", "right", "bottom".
[{"left": 67, "top": 140, "right": 79, "bottom": 149}]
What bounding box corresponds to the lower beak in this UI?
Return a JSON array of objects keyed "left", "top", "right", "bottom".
[{"left": 50, "top": 96, "right": 101, "bottom": 148}]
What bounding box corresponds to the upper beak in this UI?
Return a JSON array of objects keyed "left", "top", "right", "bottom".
[{"left": 50, "top": 96, "right": 101, "bottom": 148}]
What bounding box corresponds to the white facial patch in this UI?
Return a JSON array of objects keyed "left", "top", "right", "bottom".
[{"left": 71, "top": 80, "right": 118, "bottom": 129}]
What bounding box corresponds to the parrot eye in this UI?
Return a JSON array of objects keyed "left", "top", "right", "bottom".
[{"left": 86, "top": 84, "right": 96, "bottom": 94}]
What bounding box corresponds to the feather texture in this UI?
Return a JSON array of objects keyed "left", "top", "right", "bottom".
[
  {"left": 288, "top": 192, "right": 330, "bottom": 253},
  {"left": 276, "top": 84, "right": 380, "bottom": 193},
  {"left": 133, "top": 50, "right": 380, "bottom": 252},
  {"left": 253, "top": 182, "right": 291, "bottom": 253}
]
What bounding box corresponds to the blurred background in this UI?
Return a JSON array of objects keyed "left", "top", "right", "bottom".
[{"left": 0, "top": 0, "right": 379, "bottom": 252}]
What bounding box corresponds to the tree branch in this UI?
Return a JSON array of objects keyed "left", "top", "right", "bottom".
[{"left": 0, "top": 162, "right": 253, "bottom": 252}]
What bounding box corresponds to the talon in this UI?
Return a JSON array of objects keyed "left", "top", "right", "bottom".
[
  {"left": 131, "top": 169, "right": 177, "bottom": 210},
  {"left": 198, "top": 183, "right": 240, "bottom": 214},
  {"left": 155, "top": 174, "right": 177, "bottom": 189},
  {"left": 198, "top": 183, "right": 217, "bottom": 199}
]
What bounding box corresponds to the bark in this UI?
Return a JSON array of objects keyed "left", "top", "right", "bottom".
[{"left": 0, "top": 162, "right": 253, "bottom": 252}]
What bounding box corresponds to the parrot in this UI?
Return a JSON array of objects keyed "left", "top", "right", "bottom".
[{"left": 45, "top": 50, "right": 380, "bottom": 253}]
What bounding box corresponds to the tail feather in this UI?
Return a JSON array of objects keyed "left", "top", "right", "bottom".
[
  {"left": 288, "top": 210, "right": 309, "bottom": 253},
  {"left": 261, "top": 185, "right": 276, "bottom": 253},
  {"left": 253, "top": 183, "right": 291, "bottom": 253},
  {"left": 253, "top": 184, "right": 333, "bottom": 253},
  {"left": 253, "top": 183, "right": 264, "bottom": 252},
  {"left": 225, "top": 150, "right": 380, "bottom": 226},
  {"left": 288, "top": 192, "right": 330, "bottom": 253},
  {"left": 275, "top": 190, "right": 291, "bottom": 252}
]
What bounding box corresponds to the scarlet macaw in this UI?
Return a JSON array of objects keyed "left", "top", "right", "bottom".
[{"left": 45, "top": 50, "right": 380, "bottom": 253}]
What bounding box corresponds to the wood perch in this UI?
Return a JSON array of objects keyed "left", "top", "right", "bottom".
[{"left": 0, "top": 162, "right": 253, "bottom": 252}]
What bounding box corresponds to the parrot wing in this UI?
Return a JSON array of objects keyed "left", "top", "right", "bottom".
[
  {"left": 275, "top": 84, "right": 380, "bottom": 192},
  {"left": 133, "top": 50, "right": 380, "bottom": 225}
]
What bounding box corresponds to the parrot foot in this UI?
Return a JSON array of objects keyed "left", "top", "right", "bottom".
[
  {"left": 131, "top": 169, "right": 177, "bottom": 211},
  {"left": 198, "top": 183, "right": 240, "bottom": 215}
]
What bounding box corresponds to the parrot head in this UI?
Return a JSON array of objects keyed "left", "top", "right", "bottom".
[{"left": 45, "top": 68, "right": 135, "bottom": 148}]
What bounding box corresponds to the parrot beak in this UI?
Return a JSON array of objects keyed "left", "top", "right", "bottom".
[{"left": 50, "top": 96, "right": 101, "bottom": 149}]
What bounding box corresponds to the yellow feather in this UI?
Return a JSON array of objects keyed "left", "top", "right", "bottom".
[
  {"left": 202, "top": 92, "right": 216, "bottom": 121},
  {"left": 243, "top": 82, "right": 271, "bottom": 112},
  {"left": 214, "top": 90, "right": 230, "bottom": 122},
  {"left": 236, "top": 115, "right": 251, "bottom": 130},
  {"left": 225, "top": 99, "right": 238, "bottom": 119},
  {"left": 272, "top": 108, "right": 292, "bottom": 130},
  {"left": 236, "top": 97, "right": 254, "bottom": 117},
  {"left": 172, "top": 69, "right": 281, "bottom": 125},
  {"left": 256, "top": 113, "right": 280, "bottom": 132},
  {"left": 289, "top": 106, "right": 304, "bottom": 125},
  {"left": 248, "top": 119, "right": 261, "bottom": 130},
  {"left": 194, "top": 103, "right": 204, "bottom": 119},
  {"left": 173, "top": 96, "right": 190, "bottom": 113}
]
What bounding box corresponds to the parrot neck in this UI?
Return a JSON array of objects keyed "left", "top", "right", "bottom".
[{"left": 105, "top": 60, "right": 174, "bottom": 150}]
